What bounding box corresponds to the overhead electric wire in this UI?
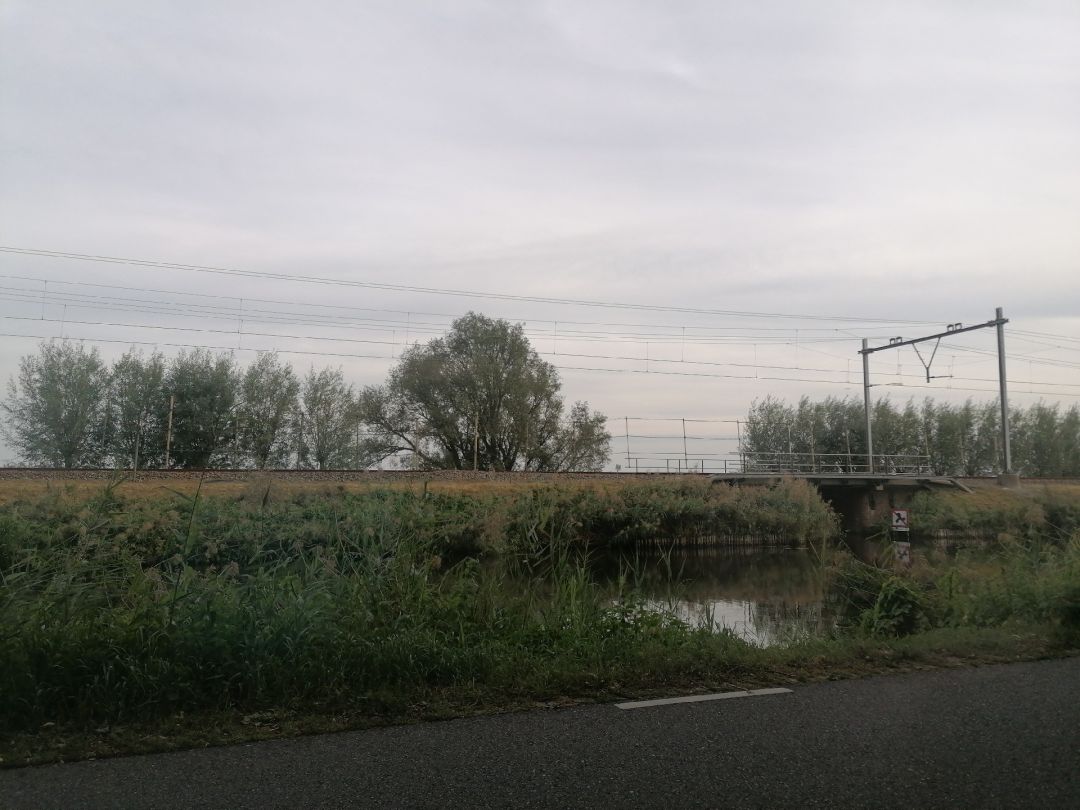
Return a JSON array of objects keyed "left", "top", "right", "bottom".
[
  {"left": 0, "top": 287, "right": 906, "bottom": 346},
  {"left": 0, "top": 291, "right": 463, "bottom": 339},
  {"left": 6, "top": 327, "right": 1080, "bottom": 399},
  {"left": 2, "top": 250, "right": 1076, "bottom": 399},
  {"left": 1012, "top": 329, "right": 1080, "bottom": 345},
  {"left": 553, "top": 363, "right": 1080, "bottom": 397},
  {"left": 941, "top": 341, "right": 1080, "bottom": 371},
  {"left": 0, "top": 245, "right": 944, "bottom": 324},
  {"left": 0, "top": 314, "right": 886, "bottom": 375},
  {"left": 0, "top": 314, "right": 401, "bottom": 348},
  {"left": 0, "top": 272, "right": 947, "bottom": 336},
  {"left": 1006, "top": 333, "right": 1080, "bottom": 356},
  {"left": 0, "top": 300, "right": 871, "bottom": 350},
  {"left": 7, "top": 311, "right": 1080, "bottom": 392},
  {"left": 12, "top": 312, "right": 1080, "bottom": 390},
  {"left": 0, "top": 331, "right": 395, "bottom": 362}
]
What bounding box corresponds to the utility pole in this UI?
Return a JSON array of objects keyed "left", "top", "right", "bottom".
[
  {"left": 164, "top": 394, "right": 175, "bottom": 469},
  {"left": 473, "top": 412, "right": 479, "bottom": 471},
  {"left": 297, "top": 411, "right": 304, "bottom": 470},
  {"left": 862, "top": 338, "right": 873, "bottom": 473},
  {"left": 682, "top": 418, "right": 688, "bottom": 468},
  {"left": 624, "top": 416, "right": 631, "bottom": 468},
  {"left": 996, "top": 306, "right": 1012, "bottom": 474},
  {"left": 736, "top": 418, "right": 743, "bottom": 472}
]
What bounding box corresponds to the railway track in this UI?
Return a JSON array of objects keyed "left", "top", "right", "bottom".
[
  {"left": 0, "top": 467, "right": 694, "bottom": 484},
  {"left": 0, "top": 468, "right": 1073, "bottom": 485}
]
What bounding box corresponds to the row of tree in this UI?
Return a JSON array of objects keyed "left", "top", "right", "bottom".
[
  {"left": 742, "top": 395, "right": 1080, "bottom": 477},
  {"left": 1, "top": 314, "right": 612, "bottom": 471}
]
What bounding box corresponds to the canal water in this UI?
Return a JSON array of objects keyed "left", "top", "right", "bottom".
[{"left": 589, "top": 540, "right": 889, "bottom": 646}]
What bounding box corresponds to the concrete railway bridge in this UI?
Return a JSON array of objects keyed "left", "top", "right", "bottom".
[{"left": 711, "top": 452, "right": 1002, "bottom": 533}]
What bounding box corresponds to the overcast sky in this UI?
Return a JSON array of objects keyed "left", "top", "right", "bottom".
[{"left": 2, "top": 1, "right": 1079, "bottom": 466}]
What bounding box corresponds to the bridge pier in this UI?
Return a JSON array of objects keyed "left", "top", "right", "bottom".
[{"left": 998, "top": 472, "right": 1021, "bottom": 489}]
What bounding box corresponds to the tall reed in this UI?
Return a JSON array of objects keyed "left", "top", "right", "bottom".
[{"left": 0, "top": 483, "right": 763, "bottom": 731}]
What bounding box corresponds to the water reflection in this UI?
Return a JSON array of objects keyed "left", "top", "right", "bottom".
[{"left": 590, "top": 545, "right": 830, "bottom": 646}]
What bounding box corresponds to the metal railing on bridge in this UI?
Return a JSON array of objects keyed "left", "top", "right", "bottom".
[
  {"left": 739, "top": 452, "right": 932, "bottom": 476},
  {"left": 622, "top": 452, "right": 933, "bottom": 476},
  {"left": 621, "top": 456, "right": 742, "bottom": 474}
]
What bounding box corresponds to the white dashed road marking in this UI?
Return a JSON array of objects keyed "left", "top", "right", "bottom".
[{"left": 615, "top": 687, "right": 792, "bottom": 710}]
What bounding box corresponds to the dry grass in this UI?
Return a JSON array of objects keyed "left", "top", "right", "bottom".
[
  {"left": 3, "top": 473, "right": 1077, "bottom": 510},
  {"left": 0, "top": 475, "right": 626, "bottom": 505},
  {"left": 961, "top": 478, "right": 1080, "bottom": 496},
  {"left": 918, "top": 482, "right": 1080, "bottom": 520}
]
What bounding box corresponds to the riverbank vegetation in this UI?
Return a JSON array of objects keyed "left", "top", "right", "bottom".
[
  {"left": 0, "top": 478, "right": 829, "bottom": 752},
  {"left": 831, "top": 483, "right": 1080, "bottom": 642},
  {"left": 904, "top": 482, "right": 1080, "bottom": 539},
  {"left": 831, "top": 534, "right": 1080, "bottom": 642},
  {"left": 1, "top": 477, "right": 1077, "bottom": 766}
]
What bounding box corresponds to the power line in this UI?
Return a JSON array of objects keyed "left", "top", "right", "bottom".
[
  {"left": 1013, "top": 329, "right": 1080, "bottom": 344},
  {"left": 0, "top": 314, "right": 401, "bottom": 347},
  {"left": 942, "top": 341, "right": 1080, "bottom": 371},
  {"left": 11, "top": 313, "right": 1080, "bottom": 390},
  {"left": 5, "top": 328, "right": 1080, "bottom": 398},
  {"left": 0, "top": 331, "right": 394, "bottom": 362},
  {"left": 13, "top": 286, "right": 1076, "bottom": 375},
  {"left": 553, "top": 363, "right": 1080, "bottom": 398},
  {"left": 1007, "top": 333, "right": 1080, "bottom": 357},
  {"left": 0, "top": 288, "right": 884, "bottom": 346},
  {"left": 0, "top": 245, "right": 944, "bottom": 323},
  {"left": 0, "top": 274, "right": 946, "bottom": 335}
]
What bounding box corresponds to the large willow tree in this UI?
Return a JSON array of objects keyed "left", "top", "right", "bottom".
[
  {"left": 1, "top": 341, "right": 111, "bottom": 468},
  {"left": 358, "top": 313, "right": 610, "bottom": 471}
]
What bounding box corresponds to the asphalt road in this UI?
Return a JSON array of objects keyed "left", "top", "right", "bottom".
[{"left": 2, "top": 658, "right": 1078, "bottom": 809}]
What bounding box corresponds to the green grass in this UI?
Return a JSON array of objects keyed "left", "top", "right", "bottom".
[
  {"left": 0, "top": 478, "right": 834, "bottom": 731},
  {"left": 827, "top": 532, "right": 1080, "bottom": 644},
  {"left": 907, "top": 483, "right": 1080, "bottom": 539},
  {"left": 1, "top": 478, "right": 1077, "bottom": 766}
]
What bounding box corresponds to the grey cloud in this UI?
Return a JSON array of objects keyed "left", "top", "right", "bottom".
[{"left": 1, "top": 0, "right": 1078, "bottom": 464}]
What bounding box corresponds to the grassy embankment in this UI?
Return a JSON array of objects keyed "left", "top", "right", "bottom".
[
  {"left": 833, "top": 482, "right": 1080, "bottom": 637},
  {"left": 0, "top": 476, "right": 1077, "bottom": 766},
  {"left": 908, "top": 481, "right": 1080, "bottom": 539}
]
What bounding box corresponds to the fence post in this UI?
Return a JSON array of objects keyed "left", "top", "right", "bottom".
[
  {"left": 297, "top": 411, "right": 304, "bottom": 469},
  {"left": 164, "top": 394, "right": 175, "bottom": 469}
]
